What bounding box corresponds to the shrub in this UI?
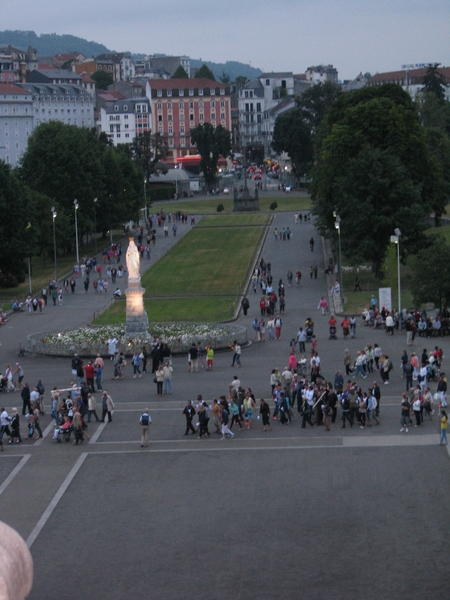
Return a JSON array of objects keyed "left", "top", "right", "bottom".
[
  {"left": 217, "top": 203, "right": 224, "bottom": 212},
  {"left": 270, "top": 201, "right": 278, "bottom": 211}
]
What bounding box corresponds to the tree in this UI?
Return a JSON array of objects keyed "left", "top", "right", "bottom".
[
  {"left": 272, "top": 108, "right": 313, "bottom": 176},
  {"left": 91, "top": 70, "right": 114, "bottom": 90},
  {"left": 297, "top": 81, "right": 342, "bottom": 131},
  {"left": 131, "top": 131, "right": 169, "bottom": 183},
  {"left": 171, "top": 65, "right": 189, "bottom": 79},
  {"left": 234, "top": 75, "right": 250, "bottom": 89},
  {"left": 310, "top": 84, "right": 439, "bottom": 275},
  {"left": 0, "top": 163, "right": 30, "bottom": 285},
  {"left": 194, "top": 64, "right": 216, "bottom": 81},
  {"left": 190, "top": 123, "right": 231, "bottom": 188},
  {"left": 219, "top": 71, "right": 231, "bottom": 84},
  {"left": 410, "top": 236, "right": 450, "bottom": 310},
  {"left": 422, "top": 63, "right": 447, "bottom": 104}
]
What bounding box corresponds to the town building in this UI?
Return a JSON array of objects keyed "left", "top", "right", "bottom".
[
  {"left": 368, "top": 66, "right": 450, "bottom": 100},
  {"left": 0, "top": 45, "right": 38, "bottom": 83},
  {"left": 135, "top": 56, "right": 191, "bottom": 78},
  {"left": 0, "top": 82, "right": 34, "bottom": 165},
  {"left": 26, "top": 69, "right": 82, "bottom": 86},
  {"left": 94, "top": 53, "right": 136, "bottom": 82},
  {"left": 148, "top": 78, "right": 232, "bottom": 164},
  {"left": 305, "top": 64, "right": 339, "bottom": 84},
  {"left": 99, "top": 96, "right": 151, "bottom": 146}
]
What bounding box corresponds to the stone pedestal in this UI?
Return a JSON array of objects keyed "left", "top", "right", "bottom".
[
  {"left": 233, "top": 186, "right": 260, "bottom": 212},
  {"left": 125, "top": 279, "right": 149, "bottom": 337}
]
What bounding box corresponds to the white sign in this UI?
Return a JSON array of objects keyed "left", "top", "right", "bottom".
[{"left": 379, "top": 288, "right": 392, "bottom": 312}]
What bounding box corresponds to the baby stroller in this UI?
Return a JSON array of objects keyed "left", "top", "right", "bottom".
[
  {"left": 306, "top": 326, "right": 314, "bottom": 342},
  {"left": 329, "top": 326, "right": 337, "bottom": 340}
]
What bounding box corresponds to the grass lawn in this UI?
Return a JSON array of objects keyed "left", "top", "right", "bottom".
[
  {"left": 141, "top": 226, "right": 264, "bottom": 296},
  {"left": 196, "top": 214, "right": 270, "bottom": 227},
  {"left": 94, "top": 296, "right": 238, "bottom": 325},
  {"left": 151, "top": 196, "right": 311, "bottom": 215}
]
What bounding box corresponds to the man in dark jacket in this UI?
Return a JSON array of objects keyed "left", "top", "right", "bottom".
[{"left": 21, "top": 383, "right": 32, "bottom": 415}]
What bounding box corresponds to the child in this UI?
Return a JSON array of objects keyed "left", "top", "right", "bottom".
[{"left": 311, "top": 335, "right": 317, "bottom": 352}]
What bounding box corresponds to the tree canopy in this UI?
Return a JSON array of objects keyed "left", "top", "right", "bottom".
[
  {"left": 91, "top": 70, "right": 114, "bottom": 90},
  {"left": 131, "top": 131, "right": 169, "bottom": 183},
  {"left": 272, "top": 108, "right": 313, "bottom": 176},
  {"left": 310, "top": 84, "right": 440, "bottom": 275},
  {"left": 410, "top": 235, "right": 450, "bottom": 311},
  {"left": 171, "top": 65, "right": 189, "bottom": 79},
  {"left": 190, "top": 123, "right": 231, "bottom": 188},
  {"left": 194, "top": 65, "right": 216, "bottom": 81},
  {"left": 422, "top": 64, "right": 448, "bottom": 105},
  {"left": 297, "top": 81, "right": 342, "bottom": 131}
]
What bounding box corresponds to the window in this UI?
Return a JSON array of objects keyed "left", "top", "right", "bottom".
[
  {"left": 244, "top": 91, "right": 249, "bottom": 98},
  {"left": 167, "top": 101, "right": 172, "bottom": 109},
  {"left": 199, "top": 101, "right": 204, "bottom": 109},
  {"left": 158, "top": 115, "right": 162, "bottom": 122},
  {"left": 220, "top": 100, "right": 225, "bottom": 107},
  {"left": 168, "top": 114, "right": 172, "bottom": 121},
  {"left": 257, "top": 103, "right": 261, "bottom": 112},
  {"left": 158, "top": 125, "right": 163, "bottom": 134},
  {"left": 157, "top": 102, "right": 162, "bottom": 109},
  {"left": 180, "top": 113, "right": 184, "bottom": 121},
  {"left": 220, "top": 88, "right": 225, "bottom": 95},
  {"left": 123, "top": 105, "right": 128, "bottom": 111},
  {"left": 199, "top": 113, "right": 204, "bottom": 121},
  {"left": 266, "top": 79, "right": 270, "bottom": 86},
  {"left": 125, "top": 133, "right": 129, "bottom": 138},
  {"left": 211, "top": 100, "right": 215, "bottom": 108},
  {"left": 189, "top": 89, "right": 194, "bottom": 96},
  {"left": 180, "top": 125, "right": 185, "bottom": 134},
  {"left": 125, "top": 124, "right": 129, "bottom": 129},
  {"left": 198, "top": 88, "right": 203, "bottom": 96},
  {"left": 189, "top": 101, "right": 194, "bottom": 109},
  {"left": 190, "top": 114, "right": 194, "bottom": 121},
  {"left": 179, "top": 101, "right": 184, "bottom": 109},
  {"left": 110, "top": 125, "right": 114, "bottom": 132},
  {"left": 220, "top": 112, "right": 225, "bottom": 120},
  {"left": 114, "top": 105, "right": 118, "bottom": 111},
  {"left": 180, "top": 137, "right": 185, "bottom": 147},
  {"left": 167, "top": 89, "right": 172, "bottom": 97},
  {"left": 168, "top": 125, "right": 173, "bottom": 134},
  {"left": 157, "top": 90, "right": 162, "bottom": 97},
  {"left": 210, "top": 88, "right": 215, "bottom": 95},
  {"left": 179, "top": 89, "right": 184, "bottom": 96},
  {"left": 168, "top": 137, "right": 174, "bottom": 147},
  {"left": 211, "top": 113, "right": 216, "bottom": 121}
]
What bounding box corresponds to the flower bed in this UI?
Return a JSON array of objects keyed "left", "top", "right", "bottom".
[{"left": 26, "top": 322, "right": 247, "bottom": 357}]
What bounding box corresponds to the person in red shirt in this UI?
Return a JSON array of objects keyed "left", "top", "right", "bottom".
[
  {"left": 84, "top": 361, "right": 95, "bottom": 392},
  {"left": 341, "top": 317, "right": 350, "bottom": 339}
]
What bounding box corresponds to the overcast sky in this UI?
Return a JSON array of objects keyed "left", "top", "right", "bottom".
[{"left": 3, "top": 0, "right": 450, "bottom": 80}]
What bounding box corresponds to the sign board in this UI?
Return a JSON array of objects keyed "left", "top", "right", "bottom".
[{"left": 379, "top": 288, "right": 392, "bottom": 312}]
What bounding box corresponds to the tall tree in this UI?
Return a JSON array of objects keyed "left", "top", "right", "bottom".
[
  {"left": 194, "top": 64, "right": 216, "bottom": 81},
  {"left": 422, "top": 63, "right": 447, "bottom": 104},
  {"left": 171, "top": 65, "right": 189, "bottom": 79},
  {"left": 190, "top": 123, "right": 231, "bottom": 188},
  {"left": 310, "top": 84, "right": 439, "bottom": 275},
  {"left": 91, "top": 70, "right": 114, "bottom": 90},
  {"left": 297, "top": 81, "right": 342, "bottom": 131},
  {"left": 410, "top": 236, "right": 450, "bottom": 310},
  {"left": 0, "top": 163, "right": 30, "bottom": 285},
  {"left": 234, "top": 75, "right": 250, "bottom": 89},
  {"left": 131, "top": 131, "right": 169, "bottom": 183},
  {"left": 272, "top": 108, "right": 313, "bottom": 176},
  {"left": 219, "top": 71, "right": 231, "bottom": 84}
]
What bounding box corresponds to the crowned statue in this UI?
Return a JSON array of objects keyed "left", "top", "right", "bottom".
[{"left": 126, "top": 238, "right": 141, "bottom": 281}]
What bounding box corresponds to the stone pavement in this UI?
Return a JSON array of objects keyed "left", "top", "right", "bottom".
[{"left": 1, "top": 204, "right": 449, "bottom": 600}]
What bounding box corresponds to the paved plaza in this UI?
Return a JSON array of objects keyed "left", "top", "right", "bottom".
[{"left": 1, "top": 202, "right": 449, "bottom": 599}]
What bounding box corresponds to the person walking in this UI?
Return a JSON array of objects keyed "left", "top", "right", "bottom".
[
  {"left": 86, "top": 393, "right": 100, "bottom": 423},
  {"left": 400, "top": 393, "right": 411, "bottom": 432},
  {"left": 21, "top": 383, "right": 32, "bottom": 416},
  {"left": 231, "top": 341, "right": 242, "bottom": 368},
  {"left": 162, "top": 362, "right": 173, "bottom": 394},
  {"left": 220, "top": 401, "right": 234, "bottom": 440},
  {"left": 131, "top": 351, "right": 142, "bottom": 378},
  {"left": 260, "top": 399, "right": 272, "bottom": 431},
  {"left": 100, "top": 391, "right": 115, "bottom": 422},
  {"left": 9, "top": 408, "right": 22, "bottom": 443},
  {"left": 154, "top": 365, "right": 164, "bottom": 395},
  {"left": 182, "top": 401, "right": 196, "bottom": 435},
  {"left": 440, "top": 410, "right": 448, "bottom": 445},
  {"left": 140, "top": 409, "right": 152, "bottom": 447}
]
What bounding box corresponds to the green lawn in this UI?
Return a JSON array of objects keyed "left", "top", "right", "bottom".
[
  {"left": 95, "top": 296, "right": 238, "bottom": 324},
  {"left": 151, "top": 196, "right": 311, "bottom": 214},
  {"left": 196, "top": 214, "right": 270, "bottom": 227},
  {"left": 141, "top": 226, "right": 264, "bottom": 296}
]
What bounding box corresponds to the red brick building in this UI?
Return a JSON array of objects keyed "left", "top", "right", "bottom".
[{"left": 148, "top": 78, "right": 232, "bottom": 164}]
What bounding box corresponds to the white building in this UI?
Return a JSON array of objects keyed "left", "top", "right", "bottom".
[
  {"left": 305, "top": 64, "right": 339, "bottom": 84},
  {"left": 99, "top": 96, "right": 151, "bottom": 146},
  {"left": 0, "top": 82, "right": 34, "bottom": 166}
]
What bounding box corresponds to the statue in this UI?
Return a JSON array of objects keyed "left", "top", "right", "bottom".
[{"left": 126, "top": 238, "right": 140, "bottom": 280}]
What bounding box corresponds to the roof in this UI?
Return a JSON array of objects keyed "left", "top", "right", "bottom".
[
  {"left": 29, "top": 69, "right": 81, "bottom": 80},
  {"left": 96, "top": 90, "right": 126, "bottom": 102},
  {"left": 17, "top": 83, "right": 92, "bottom": 99},
  {"left": 54, "top": 52, "right": 85, "bottom": 63},
  {"left": 150, "top": 78, "right": 227, "bottom": 90},
  {"left": 0, "top": 82, "right": 31, "bottom": 95},
  {"left": 104, "top": 97, "right": 150, "bottom": 114},
  {"left": 369, "top": 66, "right": 450, "bottom": 85},
  {"left": 96, "top": 53, "right": 128, "bottom": 64},
  {"left": 260, "top": 72, "right": 293, "bottom": 78}
]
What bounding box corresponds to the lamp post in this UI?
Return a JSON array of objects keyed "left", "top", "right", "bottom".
[
  {"left": 334, "top": 210, "right": 344, "bottom": 306},
  {"left": 93, "top": 197, "right": 98, "bottom": 256},
  {"left": 390, "top": 228, "right": 401, "bottom": 320},
  {"left": 51, "top": 206, "right": 57, "bottom": 282},
  {"left": 74, "top": 200, "right": 80, "bottom": 265},
  {"left": 26, "top": 221, "right": 32, "bottom": 294}
]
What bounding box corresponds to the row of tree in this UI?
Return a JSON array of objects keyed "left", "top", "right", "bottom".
[{"left": 272, "top": 66, "right": 450, "bottom": 292}]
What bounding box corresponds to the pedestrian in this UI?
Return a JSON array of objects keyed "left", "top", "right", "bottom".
[
  {"left": 21, "top": 383, "right": 32, "bottom": 415},
  {"left": 211, "top": 398, "right": 221, "bottom": 433},
  {"left": 0, "top": 407, "right": 12, "bottom": 441},
  {"left": 231, "top": 341, "right": 242, "bottom": 368},
  {"left": 13, "top": 363, "right": 25, "bottom": 390},
  {"left": 9, "top": 408, "right": 22, "bottom": 443},
  {"left": 182, "top": 400, "right": 196, "bottom": 435},
  {"left": 241, "top": 295, "right": 250, "bottom": 316},
  {"left": 189, "top": 343, "right": 199, "bottom": 372},
  {"left": 206, "top": 345, "right": 214, "bottom": 370},
  {"left": 162, "top": 361, "right": 173, "bottom": 394},
  {"left": 220, "top": 401, "right": 234, "bottom": 440},
  {"left": 197, "top": 401, "right": 210, "bottom": 438},
  {"left": 131, "top": 351, "right": 142, "bottom": 378},
  {"left": 400, "top": 393, "right": 411, "bottom": 432},
  {"left": 155, "top": 364, "right": 164, "bottom": 395},
  {"left": 86, "top": 393, "right": 100, "bottom": 423},
  {"left": 141, "top": 346, "right": 148, "bottom": 373},
  {"left": 274, "top": 315, "right": 283, "bottom": 339},
  {"left": 100, "top": 391, "right": 115, "bottom": 422},
  {"left": 440, "top": 410, "right": 448, "bottom": 445},
  {"left": 140, "top": 409, "right": 152, "bottom": 447},
  {"left": 260, "top": 399, "right": 272, "bottom": 431}
]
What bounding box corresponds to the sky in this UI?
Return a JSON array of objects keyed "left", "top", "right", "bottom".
[{"left": 2, "top": 0, "right": 450, "bottom": 80}]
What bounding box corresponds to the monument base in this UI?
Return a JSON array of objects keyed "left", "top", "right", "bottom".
[
  {"left": 233, "top": 186, "right": 260, "bottom": 212},
  {"left": 125, "top": 285, "right": 149, "bottom": 337}
]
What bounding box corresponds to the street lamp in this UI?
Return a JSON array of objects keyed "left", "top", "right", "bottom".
[
  {"left": 74, "top": 200, "right": 80, "bottom": 265},
  {"left": 93, "top": 198, "right": 98, "bottom": 256},
  {"left": 51, "top": 206, "right": 57, "bottom": 282},
  {"left": 334, "top": 210, "right": 344, "bottom": 306},
  {"left": 26, "top": 222, "right": 32, "bottom": 294},
  {"left": 390, "top": 228, "right": 401, "bottom": 322}
]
